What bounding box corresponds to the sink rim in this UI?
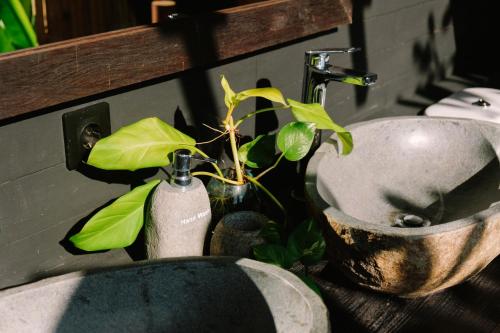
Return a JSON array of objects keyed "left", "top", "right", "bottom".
[
  {"left": 0, "top": 257, "right": 330, "bottom": 333},
  {"left": 305, "top": 116, "right": 500, "bottom": 237}
]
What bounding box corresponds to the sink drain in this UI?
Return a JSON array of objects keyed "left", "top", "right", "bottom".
[{"left": 393, "top": 213, "right": 431, "bottom": 228}]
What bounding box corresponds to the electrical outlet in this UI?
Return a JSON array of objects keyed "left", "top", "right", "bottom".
[{"left": 62, "top": 103, "right": 111, "bottom": 170}]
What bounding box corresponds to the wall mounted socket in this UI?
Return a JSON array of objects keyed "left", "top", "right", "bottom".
[{"left": 62, "top": 103, "right": 111, "bottom": 170}]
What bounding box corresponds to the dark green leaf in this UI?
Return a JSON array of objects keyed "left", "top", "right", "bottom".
[
  {"left": 288, "top": 99, "right": 353, "bottom": 155},
  {"left": 88, "top": 117, "right": 196, "bottom": 171},
  {"left": 277, "top": 122, "right": 316, "bottom": 161},
  {"left": 258, "top": 220, "right": 283, "bottom": 245},
  {"left": 287, "top": 219, "right": 326, "bottom": 266},
  {"left": 238, "top": 134, "right": 276, "bottom": 168},
  {"left": 296, "top": 273, "right": 322, "bottom": 296},
  {"left": 70, "top": 180, "right": 161, "bottom": 251},
  {"left": 253, "top": 244, "right": 293, "bottom": 269}
]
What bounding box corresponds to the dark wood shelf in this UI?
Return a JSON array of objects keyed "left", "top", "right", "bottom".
[{"left": 0, "top": 0, "right": 352, "bottom": 122}]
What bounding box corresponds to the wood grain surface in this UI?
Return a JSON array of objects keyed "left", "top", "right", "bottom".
[
  {"left": 0, "top": 0, "right": 352, "bottom": 121},
  {"left": 313, "top": 256, "right": 500, "bottom": 333}
]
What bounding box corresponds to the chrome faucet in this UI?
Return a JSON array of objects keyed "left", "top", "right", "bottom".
[
  {"left": 293, "top": 47, "right": 377, "bottom": 201},
  {"left": 301, "top": 47, "right": 377, "bottom": 149}
]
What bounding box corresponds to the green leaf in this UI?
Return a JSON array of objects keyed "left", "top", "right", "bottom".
[
  {"left": 0, "top": 26, "right": 15, "bottom": 52},
  {"left": 238, "top": 134, "right": 276, "bottom": 168},
  {"left": 236, "top": 87, "right": 287, "bottom": 106},
  {"left": 221, "top": 75, "right": 237, "bottom": 108},
  {"left": 0, "top": 0, "right": 38, "bottom": 52},
  {"left": 70, "top": 180, "right": 161, "bottom": 251},
  {"left": 296, "top": 273, "right": 322, "bottom": 296},
  {"left": 287, "top": 219, "right": 326, "bottom": 266},
  {"left": 88, "top": 117, "right": 196, "bottom": 171},
  {"left": 277, "top": 122, "right": 316, "bottom": 161},
  {"left": 287, "top": 99, "right": 353, "bottom": 155},
  {"left": 259, "top": 220, "right": 283, "bottom": 245},
  {"left": 253, "top": 244, "right": 293, "bottom": 269}
]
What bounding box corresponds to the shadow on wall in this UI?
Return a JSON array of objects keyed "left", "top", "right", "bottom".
[
  {"left": 397, "top": 6, "right": 456, "bottom": 112},
  {"left": 451, "top": 0, "right": 500, "bottom": 88},
  {"left": 348, "top": 0, "right": 373, "bottom": 106},
  {"left": 399, "top": 1, "right": 500, "bottom": 113}
]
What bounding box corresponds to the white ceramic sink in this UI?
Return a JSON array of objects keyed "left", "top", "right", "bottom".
[{"left": 424, "top": 87, "right": 500, "bottom": 124}]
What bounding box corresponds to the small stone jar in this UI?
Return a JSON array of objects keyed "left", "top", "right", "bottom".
[{"left": 210, "top": 211, "right": 269, "bottom": 258}]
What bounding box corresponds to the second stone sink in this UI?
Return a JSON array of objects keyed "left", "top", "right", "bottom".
[
  {"left": 0, "top": 257, "right": 329, "bottom": 333},
  {"left": 306, "top": 116, "right": 500, "bottom": 297},
  {"left": 424, "top": 87, "right": 500, "bottom": 124}
]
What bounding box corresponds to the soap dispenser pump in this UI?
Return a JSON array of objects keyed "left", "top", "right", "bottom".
[{"left": 145, "top": 149, "right": 212, "bottom": 259}]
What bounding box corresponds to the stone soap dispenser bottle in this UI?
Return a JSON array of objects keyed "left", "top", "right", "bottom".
[{"left": 145, "top": 149, "right": 212, "bottom": 259}]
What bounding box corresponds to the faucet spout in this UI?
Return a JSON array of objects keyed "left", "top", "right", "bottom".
[
  {"left": 303, "top": 65, "right": 377, "bottom": 105},
  {"left": 323, "top": 66, "right": 377, "bottom": 86}
]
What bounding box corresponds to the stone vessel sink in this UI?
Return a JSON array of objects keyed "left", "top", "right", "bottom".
[
  {"left": 0, "top": 258, "right": 329, "bottom": 332},
  {"left": 306, "top": 116, "right": 500, "bottom": 297}
]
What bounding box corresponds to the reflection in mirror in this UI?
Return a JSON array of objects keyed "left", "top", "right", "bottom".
[
  {"left": 0, "top": 0, "right": 38, "bottom": 52},
  {"left": 0, "top": 0, "right": 264, "bottom": 54}
]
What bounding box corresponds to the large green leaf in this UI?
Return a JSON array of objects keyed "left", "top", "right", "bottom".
[
  {"left": 238, "top": 134, "right": 276, "bottom": 168},
  {"left": 0, "top": 0, "right": 37, "bottom": 52},
  {"left": 253, "top": 243, "right": 293, "bottom": 269},
  {"left": 236, "top": 87, "right": 287, "bottom": 106},
  {"left": 287, "top": 219, "right": 326, "bottom": 266},
  {"left": 88, "top": 117, "right": 196, "bottom": 171},
  {"left": 70, "top": 180, "right": 161, "bottom": 251},
  {"left": 277, "top": 122, "right": 316, "bottom": 161},
  {"left": 221, "top": 75, "right": 237, "bottom": 109},
  {"left": 288, "top": 99, "right": 353, "bottom": 155},
  {"left": 258, "top": 220, "right": 283, "bottom": 245}
]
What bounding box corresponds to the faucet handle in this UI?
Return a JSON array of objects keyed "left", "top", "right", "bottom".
[
  {"left": 305, "top": 47, "right": 360, "bottom": 55},
  {"left": 306, "top": 47, "right": 360, "bottom": 70}
]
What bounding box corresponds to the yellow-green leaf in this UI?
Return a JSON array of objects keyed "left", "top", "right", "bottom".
[
  {"left": 288, "top": 99, "right": 353, "bottom": 155},
  {"left": 221, "top": 75, "right": 237, "bottom": 108},
  {"left": 70, "top": 180, "right": 161, "bottom": 251},
  {"left": 88, "top": 117, "right": 195, "bottom": 171},
  {"left": 236, "top": 87, "right": 287, "bottom": 106}
]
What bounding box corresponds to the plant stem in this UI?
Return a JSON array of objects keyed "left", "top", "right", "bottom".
[
  {"left": 191, "top": 146, "right": 224, "bottom": 178},
  {"left": 228, "top": 116, "right": 244, "bottom": 184},
  {"left": 192, "top": 171, "right": 241, "bottom": 185},
  {"left": 254, "top": 152, "right": 285, "bottom": 181},
  {"left": 245, "top": 175, "right": 286, "bottom": 226},
  {"left": 224, "top": 105, "right": 235, "bottom": 127},
  {"left": 196, "top": 131, "right": 228, "bottom": 145},
  {"left": 234, "top": 106, "right": 289, "bottom": 128}
]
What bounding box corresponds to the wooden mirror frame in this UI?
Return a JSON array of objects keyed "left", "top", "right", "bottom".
[{"left": 0, "top": 0, "right": 352, "bottom": 121}]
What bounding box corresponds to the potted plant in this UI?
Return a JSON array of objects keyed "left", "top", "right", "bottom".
[{"left": 69, "top": 76, "right": 352, "bottom": 252}]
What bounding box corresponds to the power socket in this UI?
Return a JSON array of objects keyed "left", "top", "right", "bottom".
[{"left": 62, "top": 103, "right": 111, "bottom": 170}]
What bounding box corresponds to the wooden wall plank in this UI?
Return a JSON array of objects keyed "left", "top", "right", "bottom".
[{"left": 0, "top": 0, "right": 352, "bottom": 121}]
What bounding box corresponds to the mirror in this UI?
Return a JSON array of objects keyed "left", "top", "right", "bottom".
[{"left": 0, "top": 0, "right": 260, "bottom": 54}]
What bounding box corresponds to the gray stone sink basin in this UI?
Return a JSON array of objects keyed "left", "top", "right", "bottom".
[
  {"left": 0, "top": 257, "right": 329, "bottom": 332},
  {"left": 306, "top": 116, "right": 500, "bottom": 297}
]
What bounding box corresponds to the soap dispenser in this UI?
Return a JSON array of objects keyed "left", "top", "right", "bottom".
[{"left": 145, "top": 149, "right": 212, "bottom": 259}]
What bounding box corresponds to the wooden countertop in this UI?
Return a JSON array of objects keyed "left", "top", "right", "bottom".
[{"left": 312, "top": 256, "right": 500, "bottom": 332}]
